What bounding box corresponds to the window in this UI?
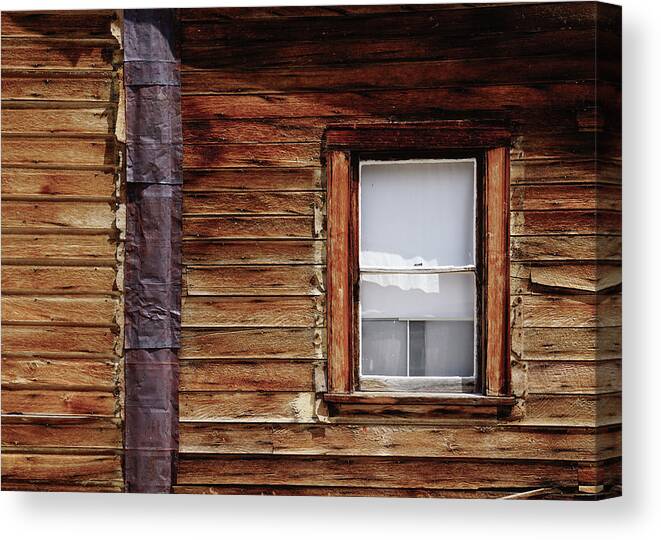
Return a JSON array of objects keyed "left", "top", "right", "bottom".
[
  {"left": 324, "top": 122, "right": 511, "bottom": 406},
  {"left": 359, "top": 159, "right": 477, "bottom": 393}
]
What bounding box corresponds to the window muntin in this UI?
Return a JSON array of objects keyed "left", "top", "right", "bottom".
[{"left": 358, "top": 159, "right": 478, "bottom": 392}]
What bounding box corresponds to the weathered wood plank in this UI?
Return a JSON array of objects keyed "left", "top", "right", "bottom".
[
  {"left": 180, "top": 360, "right": 315, "bottom": 392},
  {"left": 183, "top": 239, "right": 325, "bottom": 265},
  {"left": 511, "top": 210, "right": 620, "bottom": 236},
  {"left": 182, "top": 117, "right": 609, "bottom": 147},
  {"left": 184, "top": 191, "right": 320, "bottom": 215},
  {"left": 177, "top": 454, "right": 579, "bottom": 489},
  {"left": 182, "top": 296, "right": 324, "bottom": 327},
  {"left": 1, "top": 325, "right": 117, "bottom": 356},
  {"left": 179, "top": 423, "right": 619, "bottom": 461},
  {"left": 184, "top": 117, "right": 338, "bottom": 144},
  {"left": 2, "top": 296, "right": 116, "bottom": 326},
  {"left": 1, "top": 10, "right": 114, "bottom": 38},
  {"left": 511, "top": 184, "right": 621, "bottom": 211},
  {"left": 511, "top": 235, "right": 621, "bottom": 262},
  {"left": 1, "top": 453, "right": 122, "bottom": 485},
  {"left": 2, "top": 201, "right": 115, "bottom": 230},
  {"left": 2, "top": 137, "right": 115, "bottom": 166},
  {"left": 180, "top": 3, "right": 577, "bottom": 21},
  {"left": 1, "top": 265, "right": 117, "bottom": 294},
  {"left": 183, "top": 131, "right": 620, "bottom": 168},
  {"left": 180, "top": 391, "right": 316, "bottom": 422},
  {"left": 1, "top": 72, "right": 113, "bottom": 101},
  {"left": 185, "top": 143, "right": 320, "bottom": 168},
  {"left": 1, "top": 234, "right": 116, "bottom": 264},
  {"left": 1, "top": 41, "right": 115, "bottom": 70},
  {"left": 184, "top": 216, "right": 316, "bottom": 239},
  {"left": 182, "top": 4, "right": 608, "bottom": 45},
  {"left": 1, "top": 358, "right": 117, "bottom": 390},
  {"left": 1, "top": 389, "right": 117, "bottom": 416},
  {"left": 182, "top": 83, "right": 607, "bottom": 121},
  {"left": 185, "top": 265, "right": 324, "bottom": 296},
  {"left": 183, "top": 168, "right": 322, "bottom": 191},
  {"left": 2, "top": 107, "right": 115, "bottom": 134},
  {"left": 182, "top": 29, "right": 609, "bottom": 73},
  {"left": 1, "top": 169, "right": 116, "bottom": 198},
  {"left": 512, "top": 327, "right": 621, "bottom": 361},
  {"left": 182, "top": 54, "right": 602, "bottom": 96},
  {"left": 526, "top": 360, "right": 621, "bottom": 394},
  {"left": 519, "top": 393, "right": 621, "bottom": 427},
  {"left": 528, "top": 263, "right": 621, "bottom": 292},
  {"left": 511, "top": 158, "right": 621, "bottom": 185},
  {"left": 512, "top": 294, "right": 621, "bottom": 328},
  {"left": 181, "top": 328, "right": 324, "bottom": 359},
  {"left": 172, "top": 484, "right": 520, "bottom": 498},
  {"left": 1, "top": 416, "right": 122, "bottom": 449}
]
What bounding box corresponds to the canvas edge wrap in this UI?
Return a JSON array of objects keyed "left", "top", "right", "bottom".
[{"left": 123, "top": 8, "right": 182, "bottom": 494}]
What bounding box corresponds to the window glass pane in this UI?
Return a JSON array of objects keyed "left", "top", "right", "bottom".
[
  {"left": 360, "top": 272, "right": 475, "bottom": 320},
  {"left": 408, "top": 321, "right": 474, "bottom": 377},
  {"left": 360, "top": 160, "right": 475, "bottom": 268},
  {"left": 361, "top": 320, "right": 407, "bottom": 376}
]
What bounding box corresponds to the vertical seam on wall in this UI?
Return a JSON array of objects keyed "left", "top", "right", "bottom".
[{"left": 122, "top": 8, "right": 182, "bottom": 494}]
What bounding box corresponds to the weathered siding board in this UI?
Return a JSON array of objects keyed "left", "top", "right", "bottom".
[
  {"left": 2, "top": 416, "right": 122, "bottom": 449},
  {"left": 177, "top": 455, "right": 579, "bottom": 490},
  {"left": 1, "top": 454, "right": 123, "bottom": 491},
  {"left": 1, "top": 266, "right": 117, "bottom": 295},
  {"left": 1, "top": 169, "right": 116, "bottom": 199},
  {"left": 2, "top": 358, "right": 118, "bottom": 391},
  {"left": 181, "top": 328, "right": 325, "bottom": 359},
  {"left": 178, "top": 423, "right": 620, "bottom": 461},
  {"left": 180, "top": 360, "right": 316, "bottom": 392},
  {"left": 185, "top": 265, "right": 324, "bottom": 296},
  {"left": 1, "top": 10, "right": 124, "bottom": 491},
  {"left": 182, "top": 296, "right": 325, "bottom": 327},
  {"left": 2, "top": 72, "right": 114, "bottom": 101},
  {"left": 177, "top": 3, "right": 621, "bottom": 497},
  {"left": 182, "top": 168, "right": 323, "bottom": 191}
]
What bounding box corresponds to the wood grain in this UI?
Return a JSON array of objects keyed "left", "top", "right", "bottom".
[
  {"left": 183, "top": 296, "right": 324, "bottom": 327},
  {"left": 326, "top": 150, "right": 352, "bottom": 394},
  {"left": 2, "top": 200, "right": 115, "bottom": 231},
  {"left": 1, "top": 453, "right": 122, "bottom": 485},
  {"left": 1, "top": 169, "right": 116, "bottom": 199},
  {"left": 179, "top": 423, "right": 619, "bottom": 461},
  {"left": 180, "top": 360, "right": 316, "bottom": 391},
  {"left": 181, "top": 328, "right": 324, "bottom": 359},
  {"left": 183, "top": 239, "right": 324, "bottom": 265},
  {"left": 1, "top": 72, "right": 113, "bottom": 101},
  {"left": 185, "top": 265, "right": 324, "bottom": 296},
  {"left": 2, "top": 389, "right": 117, "bottom": 416},
  {"left": 1, "top": 416, "right": 122, "bottom": 449},
  {"left": 1, "top": 325, "right": 116, "bottom": 356},
  {"left": 177, "top": 454, "right": 579, "bottom": 489},
  {"left": 2, "top": 358, "right": 117, "bottom": 390},
  {"left": 2, "top": 265, "right": 117, "bottom": 294},
  {"left": 180, "top": 391, "right": 316, "bottom": 422}
]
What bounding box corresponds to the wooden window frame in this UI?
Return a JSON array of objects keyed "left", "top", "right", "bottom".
[{"left": 324, "top": 122, "right": 513, "bottom": 407}]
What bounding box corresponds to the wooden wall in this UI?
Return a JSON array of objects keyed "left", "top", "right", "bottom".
[
  {"left": 1, "top": 10, "right": 124, "bottom": 491},
  {"left": 176, "top": 2, "right": 621, "bottom": 498}
]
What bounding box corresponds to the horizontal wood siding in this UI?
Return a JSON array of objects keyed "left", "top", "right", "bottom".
[
  {"left": 1, "top": 10, "right": 124, "bottom": 492},
  {"left": 176, "top": 2, "right": 621, "bottom": 499}
]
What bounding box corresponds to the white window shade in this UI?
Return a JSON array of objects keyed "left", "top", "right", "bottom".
[
  {"left": 360, "top": 160, "right": 475, "bottom": 268},
  {"left": 360, "top": 272, "right": 475, "bottom": 320},
  {"left": 358, "top": 158, "right": 478, "bottom": 385}
]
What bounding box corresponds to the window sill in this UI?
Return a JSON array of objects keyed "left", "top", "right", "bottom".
[
  {"left": 324, "top": 391, "right": 516, "bottom": 407},
  {"left": 323, "top": 391, "right": 516, "bottom": 421}
]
